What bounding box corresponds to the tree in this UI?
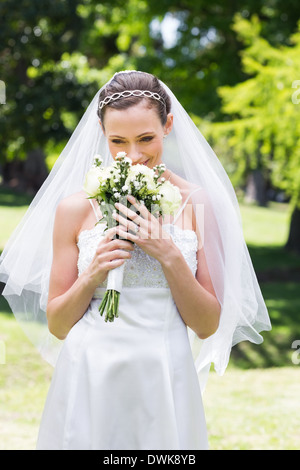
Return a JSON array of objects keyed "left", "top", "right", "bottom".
[
  {"left": 2, "top": 0, "right": 300, "bottom": 194},
  {"left": 203, "top": 14, "right": 300, "bottom": 252},
  {"left": 0, "top": 0, "right": 151, "bottom": 190},
  {"left": 137, "top": 0, "right": 300, "bottom": 119}
]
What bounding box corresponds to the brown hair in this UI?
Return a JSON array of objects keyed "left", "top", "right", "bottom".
[{"left": 97, "top": 71, "right": 171, "bottom": 127}]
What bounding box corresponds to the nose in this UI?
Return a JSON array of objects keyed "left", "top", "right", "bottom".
[{"left": 127, "top": 145, "right": 143, "bottom": 164}]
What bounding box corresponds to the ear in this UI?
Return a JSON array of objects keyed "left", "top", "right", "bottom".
[{"left": 164, "top": 113, "right": 173, "bottom": 136}]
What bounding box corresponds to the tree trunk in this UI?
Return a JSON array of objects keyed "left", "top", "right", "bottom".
[
  {"left": 23, "top": 148, "right": 48, "bottom": 192},
  {"left": 285, "top": 207, "right": 300, "bottom": 254},
  {"left": 245, "top": 169, "right": 268, "bottom": 207},
  {"left": 2, "top": 148, "right": 48, "bottom": 194}
]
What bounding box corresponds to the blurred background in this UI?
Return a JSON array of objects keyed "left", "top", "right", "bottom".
[{"left": 0, "top": 0, "right": 300, "bottom": 450}]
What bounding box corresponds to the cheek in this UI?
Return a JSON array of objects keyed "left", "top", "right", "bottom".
[
  {"left": 108, "top": 143, "right": 117, "bottom": 155},
  {"left": 108, "top": 142, "right": 126, "bottom": 158},
  {"left": 148, "top": 139, "right": 163, "bottom": 157}
]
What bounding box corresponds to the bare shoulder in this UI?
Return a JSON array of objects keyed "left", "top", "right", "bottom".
[
  {"left": 57, "top": 190, "right": 89, "bottom": 211},
  {"left": 54, "top": 191, "right": 91, "bottom": 238}
]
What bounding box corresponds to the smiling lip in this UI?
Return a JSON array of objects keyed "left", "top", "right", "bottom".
[{"left": 141, "top": 159, "right": 149, "bottom": 166}]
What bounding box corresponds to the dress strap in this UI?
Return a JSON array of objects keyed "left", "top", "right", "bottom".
[
  {"left": 172, "top": 187, "right": 202, "bottom": 225},
  {"left": 89, "top": 198, "right": 99, "bottom": 221}
]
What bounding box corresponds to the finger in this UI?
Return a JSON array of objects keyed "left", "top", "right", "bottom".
[
  {"left": 103, "top": 225, "right": 134, "bottom": 242},
  {"left": 114, "top": 202, "right": 143, "bottom": 225},
  {"left": 103, "top": 257, "right": 128, "bottom": 271},
  {"left": 97, "top": 248, "right": 132, "bottom": 264},
  {"left": 97, "top": 233, "right": 135, "bottom": 253},
  {"left": 126, "top": 195, "right": 153, "bottom": 221},
  {"left": 113, "top": 212, "right": 153, "bottom": 241},
  {"left": 103, "top": 226, "right": 118, "bottom": 241},
  {"left": 112, "top": 211, "right": 140, "bottom": 234},
  {"left": 115, "top": 224, "right": 139, "bottom": 243}
]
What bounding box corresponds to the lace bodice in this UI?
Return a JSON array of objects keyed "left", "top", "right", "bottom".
[{"left": 77, "top": 223, "right": 198, "bottom": 289}]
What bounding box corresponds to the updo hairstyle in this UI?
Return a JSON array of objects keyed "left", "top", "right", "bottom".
[{"left": 97, "top": 71, "right": 171, "bottom": 127}]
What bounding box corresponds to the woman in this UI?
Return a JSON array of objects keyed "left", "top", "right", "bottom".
[{"left": 0, "top": 71, "right": 271, "bottom": 450}]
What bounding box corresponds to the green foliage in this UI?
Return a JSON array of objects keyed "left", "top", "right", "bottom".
[
  {"left": 0, "top": 0, "right": 151, "bottom": 163},
  {"left": 204, "top": 14, "right": 300, "bottom": 207},
  {"left": 2, "top": 1, "right": 300, "bottom": 164},
  {"left": 137, "top": 0, "right": 300, "bottom": 118}
]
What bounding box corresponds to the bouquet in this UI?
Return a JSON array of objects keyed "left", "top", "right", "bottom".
[{"left": 83, "top": 152, "right": 182, "bottom": 322}]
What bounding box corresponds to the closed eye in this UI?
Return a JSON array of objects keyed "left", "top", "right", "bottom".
[
  {"left": 139, "top": 136, "right": 154, "bottom": 142},
  {"left": 111, "top": 139, "right": 125, "bottom": 144},
  {"left": 110, "top": 135, "right": 154, "bottom": 144}
]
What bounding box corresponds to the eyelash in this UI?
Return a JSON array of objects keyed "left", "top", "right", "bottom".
[{"left": 111, "top": 136, "right": 154, "bottom": 145}]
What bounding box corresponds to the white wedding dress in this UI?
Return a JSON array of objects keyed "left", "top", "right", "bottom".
[{"left": 36, "top": 199, "right": 208, "bottom": 450}]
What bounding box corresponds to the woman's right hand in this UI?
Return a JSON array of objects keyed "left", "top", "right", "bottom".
[{"left": 87, "top": 225, "right": 135, "bottom": 288}]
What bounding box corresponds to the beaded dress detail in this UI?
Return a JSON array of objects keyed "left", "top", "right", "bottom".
[{"left": 77, "top": 223, "right": 198, "bottom": 289}]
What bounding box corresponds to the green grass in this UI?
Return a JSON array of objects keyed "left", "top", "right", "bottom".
[
  {"left": 1, "top": 301, "right": 300, "bottom": 450},
  {"left": 231, "top": 202, "right": 300, "bottom": 370},
  {"left": 1, "top": 188, "right": 300, "bottom": 450},
  {"left": 239, "top": 201, "right": 291, "bottom": 247},
  {"left": 0, "top": 187, "right": 32, "bottom": 253},
  {"left": 0, "top": 298, "right": 53, "bottom": 450},
  {"left": 203, "top": 367, "right": 300, "bottom": 450}
]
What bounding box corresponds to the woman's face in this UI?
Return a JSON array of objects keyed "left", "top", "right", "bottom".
[{"left": 101, "top": 100, "right": 173, "bottom": 168}]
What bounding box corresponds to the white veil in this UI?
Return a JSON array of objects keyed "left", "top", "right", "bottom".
[{"left": 0, "top": 71, "right": 271, "bottom": 381}]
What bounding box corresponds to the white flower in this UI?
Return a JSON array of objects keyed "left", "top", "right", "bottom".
[
  {"left": 125, "top": 164, "right": 157, "bottom": 191},
  {"left": 116, "top": 151, "right": 127, "bottom": 159},
  {"left": 83, "top": 164, "right": 117, "bottom": 196},
  {"left": 83, "top": 166, "right": 103, "bottom": 197},
  {"left": 95, "top": 154, "right": 103, "bottom": 160},
  {"left": 159, "top": 180, "right": 182, "bottom": 214},
  {"left": 100, "top": 167, "right": 114, "bottom": 183}
]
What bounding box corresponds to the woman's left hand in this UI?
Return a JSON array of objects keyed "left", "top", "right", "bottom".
[{"left": 112, "top": 195, "right": 176, "bottom": 265}]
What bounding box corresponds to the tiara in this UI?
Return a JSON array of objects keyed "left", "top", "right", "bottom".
[{"left": 98, "top": 90, "right": 166, "bottom": 110}]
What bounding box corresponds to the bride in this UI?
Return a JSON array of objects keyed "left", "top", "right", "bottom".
[{"left": 0, "top": 71, "right": 271, "bottom": 450}]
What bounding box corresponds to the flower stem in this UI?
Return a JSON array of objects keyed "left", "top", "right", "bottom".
[{"left": 99, "top": 289, "right": 120, "bottom": 322}]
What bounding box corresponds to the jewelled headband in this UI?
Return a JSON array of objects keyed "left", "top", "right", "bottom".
[{"left": 98, "top": 89, "right": 166, "bottom": 111}]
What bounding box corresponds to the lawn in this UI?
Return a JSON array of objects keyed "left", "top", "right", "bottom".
[
  {"left": 0, "top": 189, "right": 300, "bottom": 450},
  {"left": 0, "top": 187, "right": 32, "bottom": 252}
]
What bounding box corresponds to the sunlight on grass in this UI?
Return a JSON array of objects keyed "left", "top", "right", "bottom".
[
  {"left": 0, "top": 307, "right": 53, "bottom": 450},
  {"left": 0, "top": 206, "right": 29, "bottom": 252},
  {"left": 239, "top": 202, "right": 290, "bottom": 247},
  {"left": 204, "top": 367, "right": 300, "bottom": 450},
  {"left": 0, "top": 188, "right": 33, "bottom": 252},
  {"left": 1, "top": 309, "right": 299, "bottom": 450},
  {"left": 1, "top": 189, "right": 299, "bottom": 450}
]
